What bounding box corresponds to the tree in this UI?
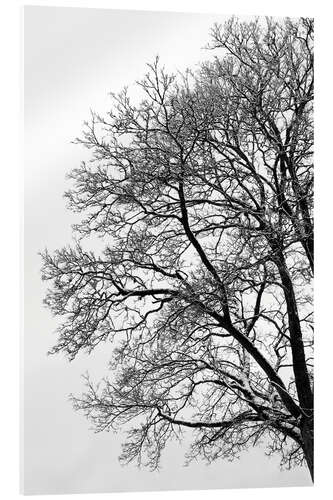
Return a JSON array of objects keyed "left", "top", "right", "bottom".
[{"left": 41, "top": 16, "right": 314, "bottom": 480}]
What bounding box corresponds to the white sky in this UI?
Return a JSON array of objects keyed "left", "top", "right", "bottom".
[{"left": 23, "top": 6, "right": 312, "bottom": 494}]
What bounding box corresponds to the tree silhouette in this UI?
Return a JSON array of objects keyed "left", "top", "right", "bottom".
[{"left": 41, "top": 17, "right": 314, "bottom": 480}]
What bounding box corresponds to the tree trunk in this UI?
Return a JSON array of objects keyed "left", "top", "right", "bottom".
[
  {"left": 273, "top": 248, "right": 314, "bottom": 415},
  {"left": 301, "top": 415, "right": 314, "bottom": 481}
]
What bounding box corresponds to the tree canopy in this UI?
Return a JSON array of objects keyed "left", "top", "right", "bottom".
[{"left": 41, "top": 16, "right": 314, "bottom": 480}]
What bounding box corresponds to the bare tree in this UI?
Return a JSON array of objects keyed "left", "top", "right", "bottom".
[{"left": 41, "top": 17, "right": 314, "bottom": 480}]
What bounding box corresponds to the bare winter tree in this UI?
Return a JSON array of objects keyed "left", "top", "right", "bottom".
[{"left": 41, "top": 17, "right": 314, "bottom": 480}]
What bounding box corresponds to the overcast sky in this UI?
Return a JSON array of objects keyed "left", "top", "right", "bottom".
[{"left": 23, "top": 6, "right": 312, "bottom": 495}]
